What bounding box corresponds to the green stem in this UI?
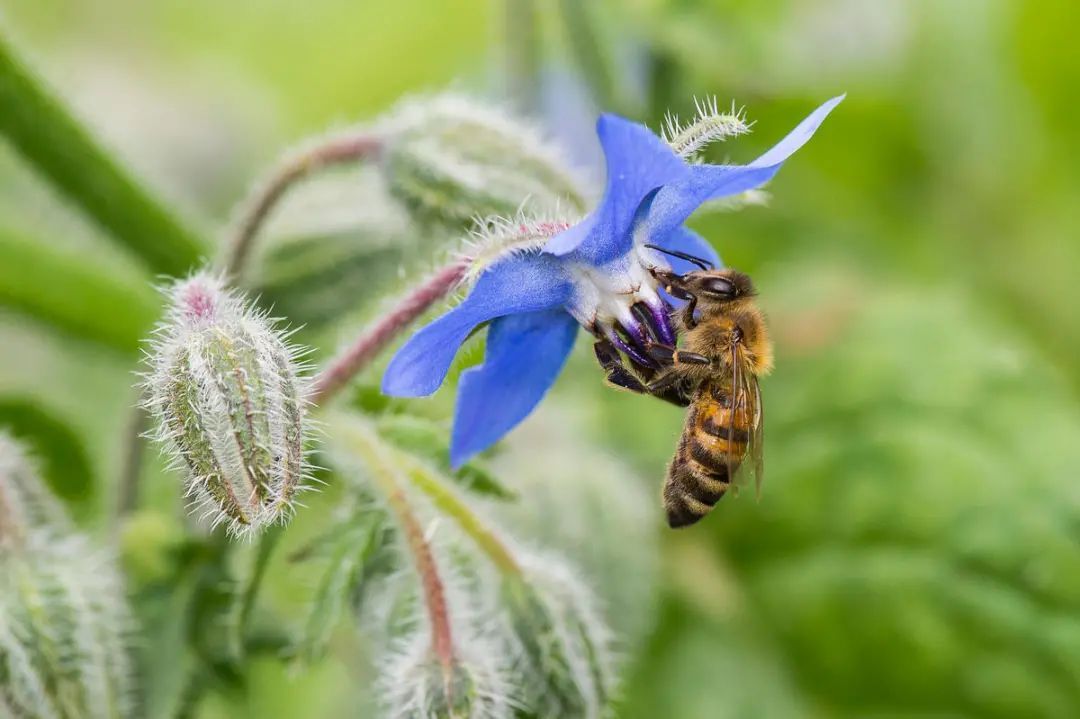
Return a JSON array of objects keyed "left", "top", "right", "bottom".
[
  {"left": 237, "top": 523, "right": 283, "bottom": 638},
  {"left": 395, "top": 450, "right": 522, "bottom": 577},
  {"left": 0, "top": 29, "right": 206, "bottom": 276}
]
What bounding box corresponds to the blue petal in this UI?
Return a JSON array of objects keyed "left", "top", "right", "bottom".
[
  {"left": 450, "top": 310, "right": 578, "bottom": 467},
  {"left": 642, "top": 95, "right": 844, "bottom": 244},
  {"left": 652, "top": 226, "right": 722, "bottom": 274},
  {"left": 545, "top": 114, "right": 686, "bottom": 264},
  {"left": 382, "top": 254, "right": 573, "bottom": 397}
]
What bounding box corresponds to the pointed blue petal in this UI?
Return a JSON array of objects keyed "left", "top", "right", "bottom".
[
  {"left": 652, "top": 226, "right": 722, "bottom": 274},
  {"left": 450, "top": 310, "right": 578, "bottom": 467},
  {"left": 642, "top": 95, "right": 844, "bottom": 244},
  {"left": 545, "top": 114, "right": 686, "bottom": 264},
  {"left": 381, "top": 254, "right": 573, "bottom": 397}
]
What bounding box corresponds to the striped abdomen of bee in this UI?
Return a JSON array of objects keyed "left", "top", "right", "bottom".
[{"left": 663, "top": 380, "right": 752, "bottom": 528}]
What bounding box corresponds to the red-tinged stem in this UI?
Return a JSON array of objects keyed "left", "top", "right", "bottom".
[
  {"left": 309, "top": 259, "right": 469, "bottom": 405},
  {"left": 387, "top": 483, "right": 457, "bottom": 676},
  {"left": 224, "top": 133, "right": 382, "bottom": 280},
  {"left": 336, "top": 417, "right": 457, "bottom": 679}
]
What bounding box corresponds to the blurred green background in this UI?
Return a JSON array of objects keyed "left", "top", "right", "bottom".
[{"left": 2, "top": 0, "right": 1079, "bottom": 717}]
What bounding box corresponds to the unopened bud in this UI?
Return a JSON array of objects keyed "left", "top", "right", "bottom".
[
  {"left": 502, "top": 554, "right": 615, "bottom": 718},
  {"left": 0, "top": 433, "right": 69, "bottom": 550},
  {"left": 379, "top": 94, "right": 587, "bottom": 230},
  {"left": 0, "top": 537, "right": 134, "bottom": 718},
  {"left": 145, "top": 272, "right": 310, "bottom": 536},
  {"left": 381, "top": 633, "right": 511, "bottom": 719}
]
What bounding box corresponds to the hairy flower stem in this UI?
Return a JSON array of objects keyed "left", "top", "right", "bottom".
[
  {"left": 396, "top": 450, "right": 522, "bottom": 577},
  {"left": 224, "top": 133, "right": 382, "bottom": 280},
  {"left": 337, "top": 418, "right": 458, "bottom": 684},
  {"left": 114, "top": 401, "right": 151, "bottom": 528},
  {"left": 309, "top": 259, "right": 469, "bottom": 405}
]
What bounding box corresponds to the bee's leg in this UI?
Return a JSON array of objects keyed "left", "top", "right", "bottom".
[
  {"left": 645, "top": 368, "right": 694, "bottom": 407},
  {"left": 594, "top": 339, "right": 648, "bottom": 395},
  {"left": 595, "top": 339, "right": 690, "bottom": 407},
  {"left": 645, "top": 343, "right": 710, "bottom": 367}
]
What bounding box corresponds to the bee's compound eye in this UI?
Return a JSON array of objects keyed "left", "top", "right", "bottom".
[{"left": 701, "top": 277, "right": 736, "bottom": 298}]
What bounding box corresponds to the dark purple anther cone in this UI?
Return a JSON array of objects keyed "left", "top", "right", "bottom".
[
  {"left": 634, "top": 301, "right": 677, "bottom": 347},
  {"left": 606, "top": 328, "right": 656, "bottom": 369}
]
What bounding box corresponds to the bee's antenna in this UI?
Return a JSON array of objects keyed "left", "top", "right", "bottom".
[{"left": 643, "top": 244, "right": 713, "bottom": 271}]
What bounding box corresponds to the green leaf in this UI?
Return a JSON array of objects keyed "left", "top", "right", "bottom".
[
  {"left": 0, "top": 226, "right": 159, "bottom": 351},
  {"left": 292, "top": 507, "right": 387, "bottom": 665},
  {"left": 0, "top": 29, "right": 205, "bottom": 276},
  {"left": 375, "top": 414, "right": 517, "bottom": 500},
  {"left": 0, "top": 397, "right": 96, "bottom": 520}
]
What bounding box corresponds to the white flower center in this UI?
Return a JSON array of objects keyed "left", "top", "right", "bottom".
[{"left": 566, "top": 244, "right": 668, "bottom": 333}]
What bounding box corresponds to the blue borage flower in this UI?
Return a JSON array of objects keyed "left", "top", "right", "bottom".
[{"left": 383, "top": 96, "right": 844, "bottom": 467}]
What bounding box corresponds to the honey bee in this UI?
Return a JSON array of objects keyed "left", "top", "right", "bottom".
[{"left": 593, "top": 245, "right": 772, "bottom": 528}]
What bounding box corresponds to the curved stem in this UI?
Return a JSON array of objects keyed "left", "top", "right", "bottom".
[
  {"left": 309, "top": 259, "right": 469, "bottom": 405},
  {"left": 114, "top": 401, "right": 151, "bottom": 527},
  {"left": 224, "top": 133, "right": 382, "bottom": 280},
  {"left": 336, "top": 417, "right": 457, "bottom": 675},
  {"left": 396, "top": 450, "right": 521, "bottom": 577}
]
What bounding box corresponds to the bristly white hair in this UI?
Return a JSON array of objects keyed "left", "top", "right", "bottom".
[
  {"left": 378, "top": 92, "right": 591, "bottom": 202},
  {"left": 662, "top": 97, "right": 752, "bottom": 160},
  {"left": 0, "top": 535, "right": 136, "bottom": 719},
  {"left": 505, "top": 549, "right": 619, "bottom": 719},
  {"left": 457, "top": 207, "right": 577, "bottom": 286}
]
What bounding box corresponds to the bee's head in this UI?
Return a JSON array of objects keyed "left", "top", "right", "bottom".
[
  {"left": 686, "top": 268, "right": 756, "bottom": 302},
  {"left": 651, "top": 266, "right": 756, "bottom": 305}
]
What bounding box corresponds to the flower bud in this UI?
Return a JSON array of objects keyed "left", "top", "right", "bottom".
[
  {"left": 0, "top": 433, "right": 69, "bottom": 550},
  {"left": 380, "top": 633, "right": 511, "bottom": 719},
  {"left": 378, "top": 94, "right": 587, "bottom": 230},
  {"left": 0, "top": 537, "right": 134, "bottom": 719},
  {"left": 501, "top": 553, "right": 615, "bottom": 718},
  {"left": 145, "top": 272, "right": 310, "bottom": 536}
]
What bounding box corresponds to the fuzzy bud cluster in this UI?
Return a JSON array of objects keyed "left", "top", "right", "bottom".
[
  {"left": 501, "top": 554, "right": 615, "bottom": 718},
  {"left": 0, "top": 433, "right": 69, "bottom": 549},
  {"left": 380, "top": 634, "right": 510, "bottom": 719},
  {"left": 145, "top": 272, "right": 310, "bottom": 536},
  {"left": 378, "top": 94, "right": 587, "bottom": 230},
  {"left": 0, "top": 436, "right": 134, "bottom": 718}
]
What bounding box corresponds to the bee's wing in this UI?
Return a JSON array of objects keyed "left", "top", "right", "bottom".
[
  {"left": 747, "top": 372, "right": 765, "bottom": 499},
  {"left": 727, "top": 342, "right": 741, "bottom": 486},
  {"left": 728, "top": 347, "right": 764, "bottom": 498}
]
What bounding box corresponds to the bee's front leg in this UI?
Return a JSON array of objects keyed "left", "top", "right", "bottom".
[{"left": 594, "top": 338, "right": 649, "bottom": 394}]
